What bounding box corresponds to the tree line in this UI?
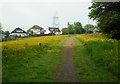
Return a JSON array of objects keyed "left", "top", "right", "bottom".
[{"left": 62, "top": 22, "right": 98, "bottom": 35}]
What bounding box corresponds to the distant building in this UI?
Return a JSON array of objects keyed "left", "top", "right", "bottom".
[
  {"left": 48, "top": 14, "right": 60, "bottom": 35},
  {"left": 9, "top": 27, "right": 27, "bottom": 38},
  {"left": 30, "top": 25, "right": 45, "bottom": 35},
  {"left": 48, "top": 27, "right": 60, "bottom": 35},
  {"left": 88, "top": 27, "right": 94, "bottom": 34},
  {"left": 0, "top": 34, "right": 6, "bottom": 41},
  {"left": 93, "top": 28, "right": 100, "bottom": 33},
  {"left": 44, "top": 29, "right": 50, "bottom": 34}
]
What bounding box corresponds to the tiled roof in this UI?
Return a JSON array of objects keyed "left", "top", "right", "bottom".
[
  {"left": 31, "top": 25, "right": 44, "bottom": 29},
  {"left": 11, "top": 27, "right": 26, "bottom": 33}
]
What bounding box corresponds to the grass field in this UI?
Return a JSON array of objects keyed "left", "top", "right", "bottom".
[
  {"left": 1, "top": 34, "right": 119, "bottom": 82},
  {"left": 74, "top": 34, "right": 119, "bottom": 82},
  {"left": 1, "top": 35, "right": 69, "bottom": 82}
]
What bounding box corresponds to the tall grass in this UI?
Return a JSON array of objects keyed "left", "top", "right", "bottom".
[
  {"left": 75, "top": 34, "right": 119, "bottom": 81},
  {"left": 1, "top": 35, "right": 69, "bottom": 82}
]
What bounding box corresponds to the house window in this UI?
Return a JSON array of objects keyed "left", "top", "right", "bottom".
[{"left": 16, "top": 30, "right": 23, "bottom": 33}]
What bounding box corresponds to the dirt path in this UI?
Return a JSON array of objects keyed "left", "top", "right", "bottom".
[{"left": 55, "top": 36, "right": 79, "bottom": 82}]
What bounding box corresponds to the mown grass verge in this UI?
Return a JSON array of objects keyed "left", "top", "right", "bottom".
[
  {"left": 73, "top": 34, "right": 119, "bottom": 82},
  {"left": 1, "top": 35, "right": 69, "bottom": 82}
]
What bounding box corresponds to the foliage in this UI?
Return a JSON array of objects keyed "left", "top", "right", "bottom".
[
  {"left": 84, "top": 24, "right": 95, "bottom": 33},
  {"left": 62, "top": 27, "right": 69, "bottom": 35},
  {"left": 67, "top": 22, "right": 74, "bottom": 34},
  {"left": 4, "top": 31, "right": 10, "bottom": 38},
  {"left": 62, "top": 22, "right": 85, "bottom": 34},
  {"left": 27, "top": 29, "right": 33, "bottom": 36},
  {"left": 88, "top": 2, "right": 120, "bottom": 39},
  {"left": 74, "top": 22, "right": 84, "bottom": 34}
]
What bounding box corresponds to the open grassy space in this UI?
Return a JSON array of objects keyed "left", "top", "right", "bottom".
[
  {"left": 1, "top": 35, "right": 69, "bottom": 82},
  {"left": 73, "top": 34, "right": 119, "bottom": 82},
  {"left": 1, "top": 34, "right": 119, "bottom": 82}
]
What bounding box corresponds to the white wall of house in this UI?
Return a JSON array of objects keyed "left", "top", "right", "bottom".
[
  {"left": 31, "top": 29, "right": 44, "bottom": 35},
  {"left": 55, "top": 32, "right": 60, "bottom": 35},
  {"left": 45, "top": 29, "right": 50, "bottom": 34},
  {"left": 10, "top": 33, "right": 27, "bottom": 37}
]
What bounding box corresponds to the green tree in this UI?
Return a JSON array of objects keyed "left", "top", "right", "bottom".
[
  {"left": 62, "top": 22, "right": 85, "bottom": 35},
  {"left": 67, "top": 22, "right": 74, "bottom": 34},
  {"left": 62, "top": 27, "right": 69, "bottom": 35},
  {"left": 89, "top": 2, "right": 120, "bottom": 39},
  {"left": 27, "top": 29, "right": 33, "bottom": 36},
  {"left": 84, "top": 24, "right": 95, "bottom": 34},
  {"left": 74, "top": 22, "right": 83, "bottom": 34},
  {"left": 4, "top": 31, "right": 10, "bottom": 38}
]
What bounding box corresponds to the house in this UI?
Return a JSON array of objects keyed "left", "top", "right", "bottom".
[
  {"left": 9, "top": 27, "right": 27, "bottom": 38},
  {"left": 48, "top": 27, "right": 60, "bottom": 35},
  {"left": 30, "top": 25, "right": 45, "bottom": 35},
  {"left": 0, "top": 34, "right": 6, "bottom": 41},
  {"left": 93, "top": 28, "right": 100, "bottom": 33},
  {"left": 44, "top": 29, "right": 50, "bottom": 34},
  {"left": 0, "top": 29, "right": 6, "bottom": 42},
  {"left": 88, "top": 27, "right": 94, "bottom": 34}
]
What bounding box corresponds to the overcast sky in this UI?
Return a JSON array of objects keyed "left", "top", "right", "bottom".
[{"left": 0, "top": 0, "right": 96, "bottom": 32}]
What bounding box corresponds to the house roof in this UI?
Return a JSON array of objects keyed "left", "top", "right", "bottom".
[
  {"left": 31, "top": 25, "right": 44, "bottom": 29},
  {"left": 11, "top": 27, "right": 26, "bottom": 33},
  {"left": 49, "top": 27, "right": 60, "bottom": 32}
]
